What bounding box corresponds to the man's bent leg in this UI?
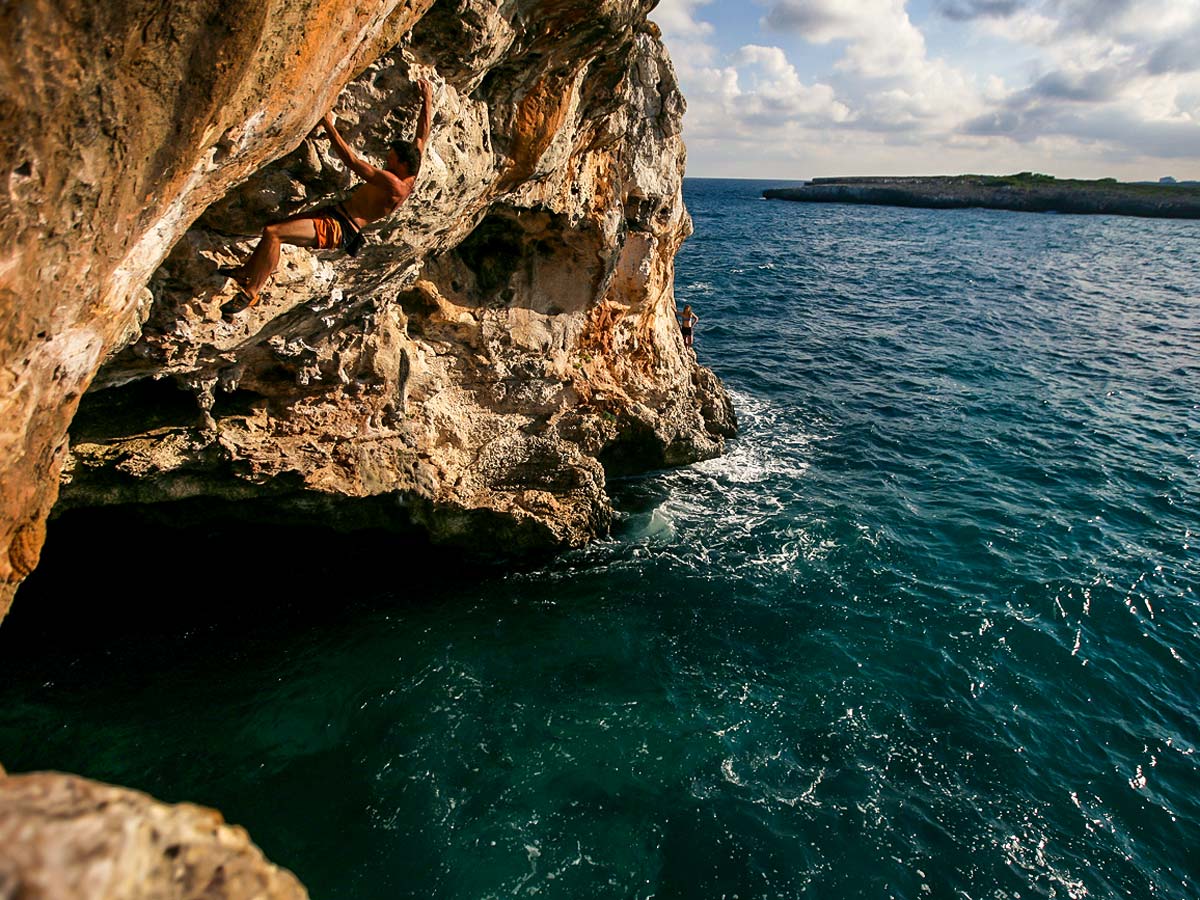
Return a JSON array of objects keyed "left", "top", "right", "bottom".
[{"left": 238, "top": 218, "right": 320, "bottom": 299}]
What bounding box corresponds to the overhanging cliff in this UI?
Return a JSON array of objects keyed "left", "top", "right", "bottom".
[{"left": 0, "top": 0, "right": 736, "bottom": 621}]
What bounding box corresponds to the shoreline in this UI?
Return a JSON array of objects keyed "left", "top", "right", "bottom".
[{"left": 764, "top": 174, "right": 1200, "bottom": 219}]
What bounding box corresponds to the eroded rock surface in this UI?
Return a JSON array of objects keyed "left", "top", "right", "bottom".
[
  {"left": 0, "top": 770, "right": 308, "bottom": 899},
  {"left": 55, "top": 8, "right": 736, "bottom": 554},
  {"left": 0, "top": 0, "right": 437, "bottom": 616},
  {"left": 1, "top": 0, "right": 736, "bottom": 617}
]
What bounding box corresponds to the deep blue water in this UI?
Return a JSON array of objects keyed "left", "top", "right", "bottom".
[{"left": 2, "top": 178, "right": 1198, "bottom": 898}]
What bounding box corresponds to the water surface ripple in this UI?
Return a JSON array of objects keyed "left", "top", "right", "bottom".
[{"left": 2, "top": 179, "right": 1198, "bottom": 899}]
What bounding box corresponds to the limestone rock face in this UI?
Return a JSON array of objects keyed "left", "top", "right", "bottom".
[
  {"left": 0, "top": 770, "right": 308, "bottom": 899},
  {"left": 0, "top": 0, "right": 436, "bottom": 616},
  {"left": 1, "top": 0, "right": 736, "bottom": 617}
]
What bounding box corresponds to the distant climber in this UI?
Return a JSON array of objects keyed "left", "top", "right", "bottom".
[
  {"left": 219, "top": 78, "right": 435, "bottom": 317},
  {"left": 677, "top": 303, "right": 699, "bottom": 348}
]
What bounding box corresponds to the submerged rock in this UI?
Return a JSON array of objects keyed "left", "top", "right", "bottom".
[
  {"left": 0, "top": 0, "right": 736, "bottom": 617},
  {"left": 0, "top": 770, "right": 308, "bottom": 899}
]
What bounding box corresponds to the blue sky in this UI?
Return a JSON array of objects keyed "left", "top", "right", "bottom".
[{"left": 652, "top": 0, "right": 1200, "bottom": 180}]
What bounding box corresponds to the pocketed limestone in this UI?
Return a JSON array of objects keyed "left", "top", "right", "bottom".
[{"left": 1, "top": 1, "right": 737, "bottom": 617}]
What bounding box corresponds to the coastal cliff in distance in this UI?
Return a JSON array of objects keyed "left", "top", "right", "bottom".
[
  {"left": 765, "top": 174, "right": 1200, "bottom": 219},
  {"left": 0, "top": 0, "right": 736, "bottom": 620}
]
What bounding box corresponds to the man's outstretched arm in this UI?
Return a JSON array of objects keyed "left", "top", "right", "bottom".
[
  {"left": 413, "top": 79, "right": 434, "bottom": 158},
  {"left": 321, "top": 112, "right": 379, "bottom": 181}
]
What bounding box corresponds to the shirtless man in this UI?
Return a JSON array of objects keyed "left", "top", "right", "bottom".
[{"left": 221, "top": 78, "right": 434, "bottom": 316}]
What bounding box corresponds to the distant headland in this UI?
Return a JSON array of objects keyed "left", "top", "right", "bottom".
[{"left": 763, "top": 173, "right": 1200, "bottom": 219}]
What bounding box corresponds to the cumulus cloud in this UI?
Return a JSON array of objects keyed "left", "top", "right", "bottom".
[
  {"left": 964, "top": 0, "right": 1200, "bottom": 161},
  {"left": 761, "top": 0, "right": 930, "bottom": 80},
  {"left": 1025, "top": 68, "right": 1123, "bottom": 102},
  {"left": 653, "top": 0, "right": 1200, "bottom": 177},
  {"left": 654, "top": 0, "right": 853, "bottom": 146},
  {"left": 1144, "top": 25, "right": 1200, "bottom": 75},
  {"left": 761, "top": 1, "right": 849, "bottom": 33},
  {"left": 730, "top": 45, "right": 853, "bottom": 124},
  {"left": 935, "top": 0, "right": 1025, "bottom": 21},
  {"left": 671, "top": 50, "right": 852, "bottom": 145},
  {"left": 986, "top": 0, "right": 1199, "bottom": 46},
  {"left": 1044, "top": 0, "right": 1138, "bottom": 36},
  {"left": 966, "top": 103, "right": 1200, "bottom": 158},
  {"left": 652, "top": 0, "right": 718, "bottom": 65},
  {"left": 758, "top": 0, "right": 985, "bottom": 132},
  {"left": 652, "top": 0, "right": 713, "bottom": 36}
]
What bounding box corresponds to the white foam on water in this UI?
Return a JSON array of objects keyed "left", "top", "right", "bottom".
[
  {"left": 1000, "top": 832, "right": 1091, "bottom": 900},
  {"left": 595, "top": 389, "right": 828, "bottom": 586}
]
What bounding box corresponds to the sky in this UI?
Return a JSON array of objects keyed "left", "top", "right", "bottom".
[{"left": 650, "top": 0, "right": 1200, "bottom": 180}]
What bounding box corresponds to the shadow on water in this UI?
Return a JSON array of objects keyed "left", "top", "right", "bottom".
[
  {"left": 1, "top": 508, "right": 530, "bottom": 898},
  {"left": 5, "top": 507, "right": 495, "bottom": 654}
]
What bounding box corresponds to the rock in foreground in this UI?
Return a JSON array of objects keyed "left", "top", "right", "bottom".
[{"left": 0, "top": 769, "right": 307, "bottom": 900}]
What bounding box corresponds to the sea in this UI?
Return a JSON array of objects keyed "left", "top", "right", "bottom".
[{"left": 1, "top": 178, "right": 1198, "bottom": 899}]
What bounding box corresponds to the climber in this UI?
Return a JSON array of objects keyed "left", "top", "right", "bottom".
[
  {"left": 219, "top": 78, "right": 435, "bottom": 317},
  {"left": 677, "top": 303, "right": 699, "bottom": 348}
]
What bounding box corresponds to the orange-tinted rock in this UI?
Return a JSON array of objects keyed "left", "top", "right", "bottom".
[
  {"left": 1, "top": 0, "right": 736, "bottom": 621},
  {"left": 0, "top": 0, "right": 437, "bottom": 614}
]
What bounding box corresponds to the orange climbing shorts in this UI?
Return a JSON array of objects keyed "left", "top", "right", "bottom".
[{"left": 311, "top": 212, "right": 343, "bottom": 250}]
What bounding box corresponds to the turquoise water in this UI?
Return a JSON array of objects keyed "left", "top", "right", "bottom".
[{"left": 2, "top": 178, "right": 1198, "bottom": 898}]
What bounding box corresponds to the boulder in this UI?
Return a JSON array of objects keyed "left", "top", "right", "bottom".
[{"left": 0, "top": 770, "right": 307, "bottom": 900}]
